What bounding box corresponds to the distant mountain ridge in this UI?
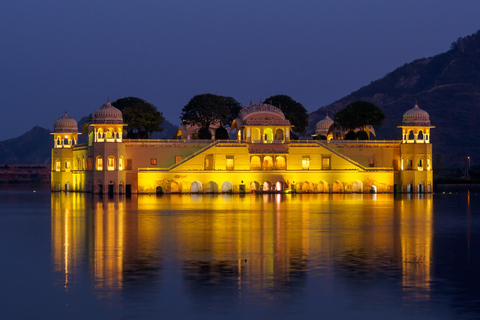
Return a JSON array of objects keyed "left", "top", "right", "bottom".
[
  {"left": 0, "top": 119, "right": 179, "bottom": 165},
  {"left": 0, "top": 126, "right": 52, "bottom": 164},
  {"left": 308, "top": 29, "right": 480, "bottom": 166},
  {"left": 4, "top": 30, "right": 480, "bottom": 166}
]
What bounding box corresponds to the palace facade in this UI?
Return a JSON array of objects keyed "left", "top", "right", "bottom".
[{"left": 51, "top": 101, "right": 433, "bottom": 194}]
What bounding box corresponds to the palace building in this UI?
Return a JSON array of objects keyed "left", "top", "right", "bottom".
[{"left": 51, "top": 101, "right": 433, "bottom": 194}]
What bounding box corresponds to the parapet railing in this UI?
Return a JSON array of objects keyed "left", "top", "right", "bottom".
[
  {"left": 124, "top": 139, "right": 214, "bottom": 143},
  {"left": 327, "top": 140, "right": 401, "bottom": 145}
]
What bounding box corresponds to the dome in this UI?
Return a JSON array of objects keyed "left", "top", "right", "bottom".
[
  {"left": 92, "top": 100, "right": 123, "bottom": 124},
  {"left": 402, "top": 103, "right": 431, "bottom": 126},
  {"left": 238, "top": 103, "right": 286, "bottom": 121},
  {"left": 54, "top": 111, "right": 78, "bottom": 133},
  {"left": 315, "top": 115, "right": 334, "bottom": 133}
]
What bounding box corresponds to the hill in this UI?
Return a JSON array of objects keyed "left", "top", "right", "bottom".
[
  {"left": 308, "top": 30, "right": 480, "bottom": 167},
  {"left": 0, "top": 126, "right": 53, "bottom": 164},
  {"left": 0, "top": 119, "right": 179, "bottom": 165}
]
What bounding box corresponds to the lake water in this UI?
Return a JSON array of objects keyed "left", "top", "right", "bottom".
[{"left": 1, "top": 186, "right": 479, "bottom": 319}]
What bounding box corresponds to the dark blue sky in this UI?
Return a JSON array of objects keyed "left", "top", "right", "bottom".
[{"left": 1, "top": 1, "right": 479, "bottom": 140}]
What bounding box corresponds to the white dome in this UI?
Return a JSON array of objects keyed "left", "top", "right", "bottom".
[
  {"left": 92, "top": 100, "right": 123, "bottom": 124},
  {"left": 402, "top": 103, "right": 431, "bottom": 126},
  {"left": 315, "top": 115, "right": 334, "bottom": 133},
  {"left": 54, "top": 111, "right": 78, "bottom": 132}
]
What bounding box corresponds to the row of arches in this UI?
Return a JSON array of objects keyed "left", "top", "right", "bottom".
[
  {"left": 250, "top": 155, "right": 286, "bottom": 170},
  {"left": 55, "top": 136, "right": 77, "bottom": 148},
  {"left": 403, "top": 129, "right": 430, "bottom": 143},
  {"left": 96, "top": 155, "right": 124, "bottom": 171},
  {"left": 95, "top": 127, "right": 123, "bottom": 142},
  {"left": 249, "top": 128, "right": 285, "bottom": 143},
  {"left": 153, "top": 180, "right": 369, "bottom": 194}
]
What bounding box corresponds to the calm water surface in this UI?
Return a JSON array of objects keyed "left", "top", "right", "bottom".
[{"left": 1, "top": 187, "right": 479, "bottom": 319}]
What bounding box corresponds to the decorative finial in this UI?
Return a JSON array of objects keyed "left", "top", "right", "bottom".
[
  {"left": 65, "top": 110, "right": 68, "bottom": 116},
  {"left": 250, "top": 99, "right": 252, "bottom": 105},
  {"left": 414, "top": 101, "right": 418, "bottom": 109},
  {"left": 107, "top": 97, "right": 110, "bottom": 103}
]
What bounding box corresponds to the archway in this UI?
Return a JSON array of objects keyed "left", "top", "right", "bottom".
[
  {"left": 264, "top": 128, "right": 273, "bottom": 143},
  {"left": 303, "top": 181, "right": 313, "bottom": 193},
  {"left": 408, "top": 130, "right": 414, "bottom": 140},
  {"left": 222, "top": 181, "right": 233, "bottom": 193},
  {"left": 206, "top": 181, "right": 218, "bottom": 193},
  {"left": 250, "top": 181, "right": 260, "bottom": 192},
  {"left": 263, "top": 181, "right": 272, "bottom": 192},
  {"left": 263, "top": 156, "right": 273, "bottom": 170},
  {"left": 275, "top": 129, "right": 284, "bottom": 141},
  {"left": 318, "top": 181, "right": 329, "bottom": 193},
  {"left": 252, "top": 128, "right": 261, "bottom": 143},
  {"left": 418, "top": 130, "right": 424, "bottom": 141},
  {"left": 352, "top": 180, "right": 363, "bottom": 193},
  {"left": 190, "top": 181, "right": 203, "bottom": 193},
  {"left": 156, "top": 186, "right": 164, "bottom": 195},
  {"left": 251, "top": 156, "right": 261, "bottom": 170},
  {"left": 370, "top": 185, "right": 377, "bottom": 193},
  {"left": 333, "top": 180, "right": 344, "bottom": 193},
  {"left": 275, "top": 181, "right": 285, "bottom": 191},
  {"left": 418, "top": 184, "right": 424, "bottom": 193},
  {"left": 171, "top": 181, "right": 182, "bottom": 193},
  {"left": 275, "top": 156, "right": 286, "bottom": 170},
  {"left": 407, "top": 184, "right": 413, "bottom": 193}
]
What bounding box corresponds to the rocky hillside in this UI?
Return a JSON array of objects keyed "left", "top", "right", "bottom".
[
  {"left": 308, "top": 30, "right": 480, "bottom": 166},
  {"left": 0, "top": 119, "right": 178, "bottom": 165},
  {"left": 0, "top": 126, "right": 53, "bottom": 164}
]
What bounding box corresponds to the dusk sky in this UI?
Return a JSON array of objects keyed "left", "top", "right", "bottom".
[{"left": 1, "top": 1, "right": 479, "bottom": 141}]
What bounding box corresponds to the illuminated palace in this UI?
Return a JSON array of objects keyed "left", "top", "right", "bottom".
[{"left": 51, "top": 101, "right": 434, "bottom": 194}]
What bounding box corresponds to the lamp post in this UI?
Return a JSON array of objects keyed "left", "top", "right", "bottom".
[{"left": 467, "top": 156, "right": 471, "bottom": 179}]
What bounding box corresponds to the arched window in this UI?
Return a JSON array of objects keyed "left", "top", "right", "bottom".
[
  {"left": 55, "top": 160, "right": 61, "bottom": 172},
  {"left": 106, "top": 128, "right": 114, "bottom": 139},
  {"left": 97, "top": 128, "right": 104, "bottom": 141},
  {"left": 275, "top": 129, "right": 284, "bottom": 141},
  {"left": 275, "top": 156, "right": 286, "bottom": 170},
  {"left": 96, "top": 156, "right": 103, "bottom": 171},
  {"left": 263, "top": 156, "right": 273, "bottom": 170},
  {"left": 251, "top": 128, "right": 261, "bottom": 143},
  {"left": 107, "top": 156, "right": 115, "bottom": 171},
  {"left": 251, "top": 156, "right": 261, "bottom": 170},
  {"left": 264, "top": 128, "right": 273, "bottom": 143},
  {"left": 408, "top": 130, "right": 415, "bottom": 141},
  {"left": 418, "top": 130, "right": 424, "bottom": 140}
]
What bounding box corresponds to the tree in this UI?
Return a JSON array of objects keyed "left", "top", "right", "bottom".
[
  {"left": 215, "top": 127, "right": 230, "bottom": 140},
  {"left": 112, "top": 97, "right": 164, "bottom": 139},
  {"left": 180, "top": 93, "right": 241, "bottom": 137},
  {"left": 263, "top": 95, "right": 309, "bottom": 135},
  {"left": 334, "top": 101, "right": 385, "bottom": 135},
  {"left": 198, "top": 127, "right": 212, "bottom": 139}
]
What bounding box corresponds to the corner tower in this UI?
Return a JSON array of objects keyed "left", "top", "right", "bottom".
[
  {"left": 51, "top": 111, "right": 79, "bottom": 191},
  {"left": 398, "top": 103, "right": 435, "bottom": 193},
  {"left": 87, "top": 100, "right": 127, "bottom": 194}
]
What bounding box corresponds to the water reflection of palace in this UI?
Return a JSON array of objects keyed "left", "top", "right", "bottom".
[{"left": 51, "top": 193, "right": 433, "bottom": 301}]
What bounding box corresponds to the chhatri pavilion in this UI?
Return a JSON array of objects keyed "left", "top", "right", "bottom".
[{"left": 51, "top": 101, "right": 433, "bottom": 194}]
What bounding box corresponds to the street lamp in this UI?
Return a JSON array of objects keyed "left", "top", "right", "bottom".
[{"left": 467, "top": 156, "right": 471, "bottom": 179}]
